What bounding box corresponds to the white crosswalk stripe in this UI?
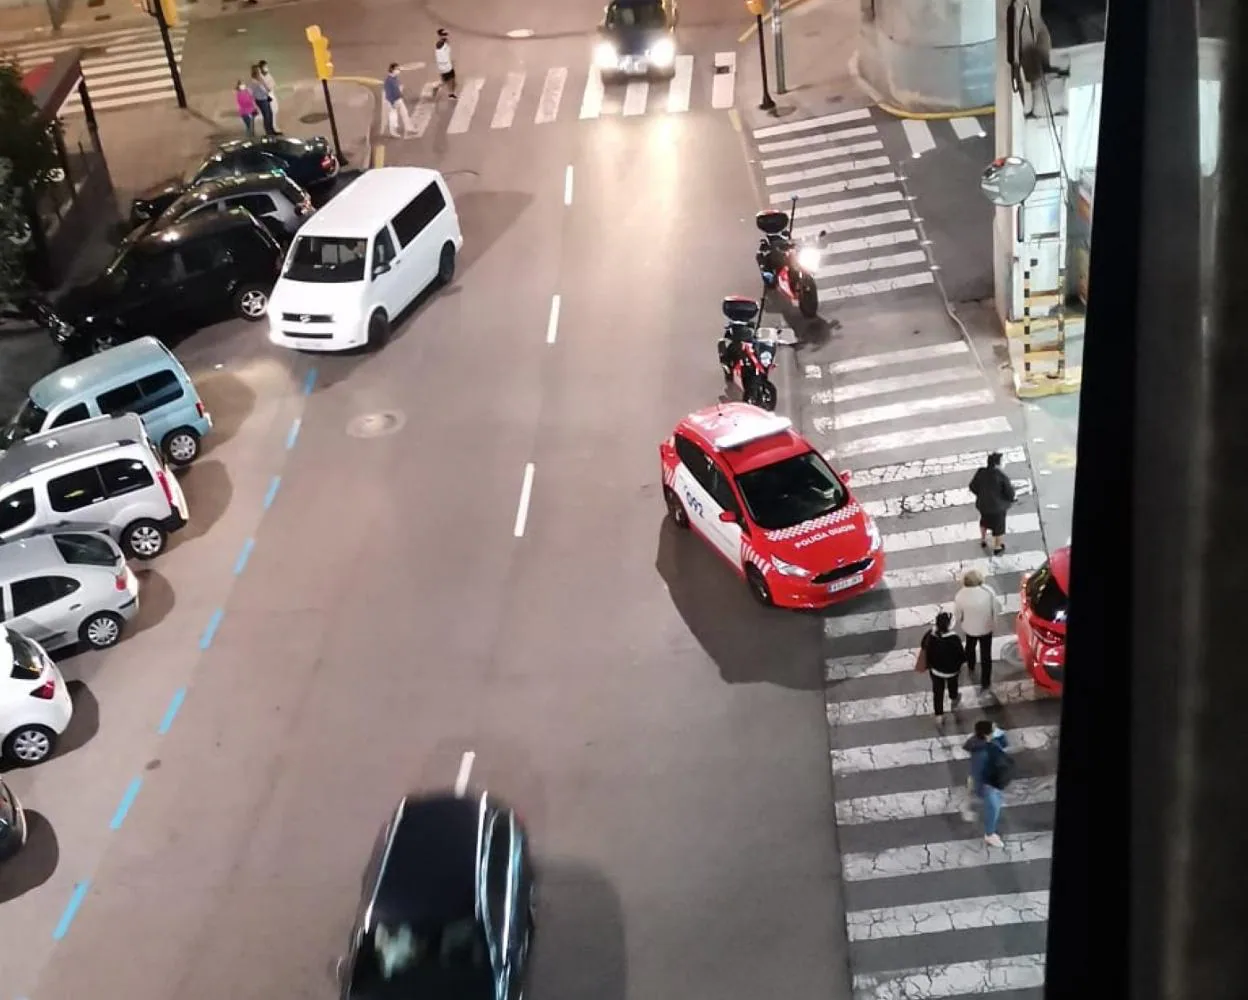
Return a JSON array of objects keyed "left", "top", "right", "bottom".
[
  {"left": 2, "top": 22, "right": 189, "bottom": 113},
  {"left": 798, "top": 322, "right": 1062, "bottom": 996}
]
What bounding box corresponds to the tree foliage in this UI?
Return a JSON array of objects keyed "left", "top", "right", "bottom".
[{"left": 0, "top": 58, "right": 57, "bottom": 306}]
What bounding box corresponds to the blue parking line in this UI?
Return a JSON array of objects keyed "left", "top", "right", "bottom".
[
  {"left": 303, "top": 368, "right": 318, "bottom": 395},
  {"left": 286, "top": 418, "right": 302, "bottom": 450},
  {"left": 52, "top": 881, "right": 91, "bottom": 940},
  {"left": 157, "top": 687, "right": 186, "bottom": 734},
  {"left": 263, "top": 475, "right": 281, "bottom": 509},
  {"left": 109, "top": 777, "right": 144, "bottom": 831},
  {"left": 233, "top": 537, "right": 255, "bottom": 575},
  {"left": 199, "top": 609, "right": 224, "bottom": 651}
]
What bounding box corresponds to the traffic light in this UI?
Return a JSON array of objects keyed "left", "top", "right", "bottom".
[
  {"left": 305, "top": 25, "right": 334, "bottom": 81},
  {"left": 158, "top": 0, "right": 178, "bottom": 27},
  {"left": 745, "top": 0, "right": 764, "bottom": 16}
]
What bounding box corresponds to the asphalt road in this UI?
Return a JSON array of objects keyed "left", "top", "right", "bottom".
[{"left": 1, "top": 17, "right": 853, "bottom": 1000}]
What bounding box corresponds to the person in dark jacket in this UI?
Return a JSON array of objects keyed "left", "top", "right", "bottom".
[
  {"left": 963, "top": 719, "right": 1011, "bottom": 847},
  {"left": 969, "top": 451, "right": 1016, "bottom": 555},
  {"left": 918, "top": 611, "right": 965, "bottom": 718}
]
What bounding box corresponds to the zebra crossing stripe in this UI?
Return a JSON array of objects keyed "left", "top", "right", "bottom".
[
  {"left": 826, "top": 635, "right": 1019, "bottom": 684},
  {"left": 815, "top": 228, "right": 919, "bottom": 260},
  {"left": 753, "top": 106, "right": 870, "bottom": 138},
  {"left": 862, "top": 482, "right": 1033, "bottom": 521},
  {"left": 711, "top": 51, "right": 736, "bottom": 109},
  {"left": 950, "top": 116, "right": 986, "bottom": 140},
  {"left": 846, "top": 890, "right": 1049, "bottom": 941},
  {"left": 830, "top": 342, "right": 969, "bottom": 375},
  {"left": 818, "top": 389, "right": 995, "bottom": 431},
  {"left": 491, "top": 71, "right": 525, "bottom": 129},
  {"left": 829, "top": 415, "right": 1014, "bottom": 459},
  {"left": 756, "top": 122, "right": 879, "bottom": 154},
  {"left": 818, "top": 271, "right": 937, "bottom": 302},
  {"left": 767, "top": 155, "right": 893, "bottom": 189},
  {"left": 852, "top": 954, "right": 1046, "bottom": 999},
  {"left": 815, "top": 249, "right": 929, "bottom": 281},
  {"left": 831, "top": 725, "right": 1058, "bottom": 774},
  {"left": 789, "top": 191, "right": 905, "bottom": 225},
  {"left": 846, "top": 447, "right": 1029, "bottom": 487},
  {"left": 902, "top": 118, "right": 936, "bottom": 157},
  {"left": 667, "top": 54, "right": 693, "bottom": 112},
  {"left": 580, "top": 67, "right": 605, "bottom": 118},
  {"left": 622, "top": 79, "right": 649, "bottom": 116},
  {"left": 409, "top": 81, "right": 438, "bottom": 138},
  {"left": 881, "top": 513, "right": 1042, "bottom": 554},
  {"left": 795, "top": 208, "right": 913, "bottom": 240},
  {"left": 834, "top": 775, "right": 1055, "bottom": 825},
  {"left": 813, "top": 366, "right": 980, "bottom": 404},
  {"left": 880, "top": 550, "right": 1045, "bottom": 590},
  {"left": 761, "top": 139, "right": 885, "bottom": 172},
  {"left": 823, "top": 593, "right": 1024, "bottom": 642},
  {"left": 769, "top": 172, "right": 897, "bottom": 205},
  {"left": 841, "top": 831, "right": 1053, "bottom": 881},
  {"left": 826, "top": 675, "right": 1039, "bottom": 725},
  {"left": 535, "top": 66, "right": 567, "bottom": 124},
  {"left": 447, "top": 77, "right": 485, "bottom": 134}
]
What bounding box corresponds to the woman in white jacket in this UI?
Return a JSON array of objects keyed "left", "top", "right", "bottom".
[{"left": 954, "top": 568, "right": 1001, "bottom": 692}]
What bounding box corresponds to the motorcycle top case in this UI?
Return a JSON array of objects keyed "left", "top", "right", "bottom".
[
  {"left": 721, "top": 296, "right": 761, "bottom": 324},
  {"left": 755, "top": 210, "right": 790, "bottom": 236}
]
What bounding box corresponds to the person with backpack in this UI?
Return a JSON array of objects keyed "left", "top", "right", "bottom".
[
  {"left": 915, "top": 611, "right": 966, "bottom": 719},
  {"left": 963, "top": 719, "right": 1014, "bottom": 847},
  {"left": 969, "top": 451, "right": 1017, "bottom": 555}
]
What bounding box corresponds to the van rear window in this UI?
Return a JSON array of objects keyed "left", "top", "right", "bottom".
[
  {"left": 284, "top": 236, "right": 366, "bottom": 283},
  {"left": 54, "top": 532, "right": 119, "bottom": 568}
]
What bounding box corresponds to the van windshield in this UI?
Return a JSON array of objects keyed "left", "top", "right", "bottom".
[
  {"left": 283, "top": 236, "right": 367, "bottom": 283},
  {"left": 0, "top": 399, "right": 48, "bottom": 449}
]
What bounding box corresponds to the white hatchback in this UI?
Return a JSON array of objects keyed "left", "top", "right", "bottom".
[{"left": 0, "top": 627, "right": 73, "bottom": 766}]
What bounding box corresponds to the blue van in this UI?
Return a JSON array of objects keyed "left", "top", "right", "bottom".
[{"left": 0, "top": 337, "right": 212, "bottom": 466}]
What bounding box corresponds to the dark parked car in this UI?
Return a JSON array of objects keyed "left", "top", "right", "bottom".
[
  {"left": 0, "top": 775, "right": 26, "bottom": 861},
  {"left": 130, "top": 134, "right": 339, "bottom": 225},
  {"left": 52, "top": 208, "right": 284, "bottom": 356},
  {"left": 134, "top": 172, "right": 313, "bottom": 245},
  {"left": 339, "top": 792, "right": 535, "bottom": 1000}
]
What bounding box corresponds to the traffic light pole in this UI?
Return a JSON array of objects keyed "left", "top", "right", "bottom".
[
  {"left": 754, "top": 13, "right": 775, "bottom": 112},
  {"left": 151, "top": 0, "right": 186, "bottom": 109},
  {"left": 321, "top": 79, "right": 345, "bottom": 165},
  {"left": 771, "top": 0, "right": 787, "bottom": 95}
]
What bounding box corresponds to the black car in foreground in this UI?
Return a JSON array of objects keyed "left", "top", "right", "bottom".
[
  {"left": 130, "top": 134, "right": 339, "bottom": 226},
  {"left": 340, "top": 792, "right": 535, "bottom": 1000},
  {"left": 52, "top": 208, "right": 284, "bottom": 355},
  {"left": 133, "top": 172, "right": 313, "bottom": 246},
  {"left": 594, "top": 0, "right": 679, "bottom": 79},
  {"left": 0, "top": 776, "right": 27, "bottom": 862}
]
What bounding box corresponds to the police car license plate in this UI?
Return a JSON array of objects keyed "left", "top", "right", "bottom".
[
  {"left": 828, "top": 572, "right": 864, "bottom": 594},
  {"left": 623, "top": 56, "right": 645, "bottom": 72}
]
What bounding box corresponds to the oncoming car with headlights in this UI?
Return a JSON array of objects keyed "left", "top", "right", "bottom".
[
  {"left": 660, "top": 403, "right": 885, "bottom": 609},
  {"left": 594, "top": 0, "right": 679, "bottom": 80}
]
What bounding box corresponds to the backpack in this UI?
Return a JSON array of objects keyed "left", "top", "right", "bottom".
[{"left": 984, "top": 742, "right": 1015, "bottom": 789}]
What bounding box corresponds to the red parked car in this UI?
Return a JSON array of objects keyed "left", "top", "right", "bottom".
[{"left": 1016, "top": 545, "right": 1069, "bottom": 694}]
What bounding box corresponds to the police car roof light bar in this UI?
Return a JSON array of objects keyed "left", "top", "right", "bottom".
[{"left": 713, "top": 413, "right": 792, "bottom": 451}]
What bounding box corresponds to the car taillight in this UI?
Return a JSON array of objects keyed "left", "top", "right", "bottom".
[
  {"left": 156, "top": 469, "right": 175, "bottom": 507},
  {"left": 321, "top": 155, "right": 335, "bottom": 170},
  {"left": 196, "top": 401, "right": 205, "bottom": 418},
  {"left": 1033, "top": 624, "right": 1063, "bottom": 645},
  {"left": 30, "top": 679, "right": 55, "bottom": 700},
  {"left": 115, "top": 570, "right": 128, "bottom": 591}
]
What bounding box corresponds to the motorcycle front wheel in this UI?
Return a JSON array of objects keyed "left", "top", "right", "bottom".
[
  {"left": 749, "top": 379, "right": 778, "bottom": 412},
  {"left": 798, "top": 278, "right": 819, "bottom": 319}
]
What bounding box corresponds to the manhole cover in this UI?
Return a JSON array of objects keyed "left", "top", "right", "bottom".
[
  {"left": 300, "top": 111, "right": 330, "bottom": 125},
  {"left": 347, "top": 411, "right": 406, "bottom": 438}
]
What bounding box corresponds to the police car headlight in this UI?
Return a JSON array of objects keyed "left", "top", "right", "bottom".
[
  {"left": 865, "top": 518, "right": 881, "bottom": 553},
  {"left": 594, "top": 42, "right": 618, "bottom": 68},
  {"left": 797, "top": 246, "right": 821, "bottom": 272},
  {"left": 648, "top": 37, "right": 676, "bottom": 66},
  {"left": 758, "top": 350, "right": 773, "bottom": 366},
  {"left": 770, "top": 555, "right": 811, "bottom": 578}
]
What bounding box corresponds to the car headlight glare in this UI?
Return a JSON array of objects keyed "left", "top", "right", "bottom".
[
  {"left": 770, "top": 555, "right": 811, "bottom": 578},
  {"left": 797, "top": 246, "right": 821, "bottom": 272},
  {"left": 649, "top": 38, "right": 676, "bottom": 66},
  {"left": 594, "top": 42, "right": 618, "bottom": 68}
]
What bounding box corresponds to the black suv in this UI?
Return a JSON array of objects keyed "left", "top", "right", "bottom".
[
  {"left": 52, "top": 208, "right": 284, "bottom": 356},
  {"left": 339, "top": 792, "right": 535, "bottom": 1000}
]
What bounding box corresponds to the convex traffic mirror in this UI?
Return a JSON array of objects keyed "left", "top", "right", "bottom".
[{"left": 980, "top": 156, "right": 1038, "bottom": 206}]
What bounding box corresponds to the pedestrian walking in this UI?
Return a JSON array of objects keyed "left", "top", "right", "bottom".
[
  {"left": 235, "top": 80, "right": 259, "bottom": 136},
  {"left": 963, "top": 719, "right": 1014, "bottom": 847},
  {"left": 969, "top": 451, "right": 1016, "bottom": 554},
  {"left": 915, "top": 611, "right": 965, "bottom": 720},
  {"left": 434, "top": 28, "right": 458, "bottom": 99},
  {"left": 954, "top": 568, "right": 1002, "bottom": 691},
  {"left": 384, "top": 64, "right": 419, "bottom": 138},
  {"left": 250, "top": 65, "right": 276, "bottom": 136},
  {"left": 257, "top": 59, "right": 280, "bottom": 132}
]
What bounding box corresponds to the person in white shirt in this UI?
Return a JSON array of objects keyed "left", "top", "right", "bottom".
[
  {"left": 258, "top": 60, "right": 280, "bottom": 132},
  {"left": 954, "top": 568, "right": 1001, "bottom": 692},
  {"left": 434, "top": 28, "right": 457, "bottom": 99}
]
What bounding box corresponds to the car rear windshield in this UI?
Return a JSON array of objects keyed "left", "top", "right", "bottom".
[
  {"left": 54, "top": 532, "right": 119, "bottom": 568},
  {"left": 735, "top": 451, "right": 849, "bottom": 531},
  {"left": 1026, "top": 563, "right": 1069, "bottom": 624},
  {"left": 6, "top": 630, "right": 43, "bottom": 680},
  {"left": 0, "top": 398, "right": 47, "bottom": 449},
  {"left": 284, "top": 235, "right": 366, "bottom": 282},
  {"left": 351, "top": 919, "right": 489, "bottom": 994},
  {"left": 607, "top": 1, "right": 666, "bottom": 28}
]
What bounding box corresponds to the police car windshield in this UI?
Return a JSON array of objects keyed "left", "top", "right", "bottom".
[
  {"left": 735, "top": 451, "right": 848, "bottom": 530},
  {"left": 606, "top": 1, "right": 666, "bottom": 28}
]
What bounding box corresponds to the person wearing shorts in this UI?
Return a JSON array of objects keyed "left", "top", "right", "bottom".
[{"left": 435, "top": 28, "right": 457, "bottom": 99}]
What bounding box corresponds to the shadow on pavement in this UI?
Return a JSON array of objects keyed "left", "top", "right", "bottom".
[
  {"left": 449, "top": 189, "right": 534, "bottom": 275},
  {"left": 129, "top": 567, "right": 176, "bottom": 636},
  {"left": 526, "top": 858, "right": 626, "bottom": 1000},
  {"left": 193, "top": 369, "right": 258, "bottom": 452},
  {"left": 58, "top": 680, "right": 100, "bottom": 758},
  {"left": 169, "top": 459, "right": 234, "bottom": 545},
  {"left": 654, "top": 519, "right": 823, "bottom": 690},
  {"left": 0, "top": 810, "right": 59, "bottom": 902}
]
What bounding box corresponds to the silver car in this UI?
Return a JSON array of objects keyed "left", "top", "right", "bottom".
[{"left": 0, "top": 531, "right": 139, "bottom": 651}]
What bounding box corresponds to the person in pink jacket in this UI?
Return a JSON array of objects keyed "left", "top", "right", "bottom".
[{"left": 236, "top": 80, "right": 258, "bottom": 136}]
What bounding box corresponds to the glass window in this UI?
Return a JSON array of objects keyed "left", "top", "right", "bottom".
[
  {"left": 179, "top": 241, "right": 226, "bottom": 275},
  {"left": 734, "top": 451, "right": 849, "bottom": 530},
  {"left": 485, "top": 822, "right": 511, "bottom": 945},
  {"left": 54, "top": 532, "right": 118, "bottom": 567},
  {"left": 0, "top": 398, "right": 48, "bottom": 447},
  {"left": 373, "top": 228, "right": 397, "bottom": 273},
  {"left": 97, "top": 381, "right": 143, "bottom": 416},
  {"left": 0, "top": 489, "right": 35, "bottom": 533},
  {"left": 674, "top": 434, "right": 714, "bottom": 490},
  {"left": 11, "top": 577, "right": 63, "bottom": 616},
  {"left": 50, "top": 403, "right": 91, "bottom": 429},
  {"left": 233, "top": 193, "right": 277, "bottom": 217},
  {"left": 136, "top": 249, "right": 182, "bottom": 287},
  {"left": 283, "top": 236, "right": 367, "bottom": 283},
  {"left": 606, "top": 0, "right": 667, "bottom": 28},
  {"left": 1026, "top": 563, "right": 1069, "bottom": 624},
  {"left": 48, "top": 468, "right": 105, "bottom": 512},
  {"left": 134, "top": 370, "right": 185, "bottom": 413},
  {"left": 99, "top": 458, "right": 154, "bottom": 497},
  {"left": 6, "top": 629, "right": 42, "bottom": 678},
  {"left": 156, "top": 191, "right": 211, "bottom": 227},
  {"left": 707, "top": 468, "right": 740, "bottom": 514},
  {"left": 352, "top": 919, "right": 489, "bottom": 993},
  {"left": 391, "top": 183, "right": 447, "bottom": 247}
]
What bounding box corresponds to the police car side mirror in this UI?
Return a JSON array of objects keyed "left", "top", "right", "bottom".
[
  {"left": 718, "top": 510, "right": 737, "bottom": 523},
  {"left": 840, "top": 469, "right": 852, "bottom": 482}
]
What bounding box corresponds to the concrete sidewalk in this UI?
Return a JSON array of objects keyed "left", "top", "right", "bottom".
[{"left": 0, "top": 0, "right": 308, "bottom": 43}]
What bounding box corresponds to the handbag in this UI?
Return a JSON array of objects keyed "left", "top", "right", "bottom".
[{"left": 914, "top": 635, "right": 929, "bottom": 673}]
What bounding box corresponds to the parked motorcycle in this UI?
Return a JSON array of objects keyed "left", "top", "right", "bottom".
[
  {"left": 755, "top": 197, "right": 821, "bottom": 319},
  {"left": 718, "top": 295, "right": 779, "bottom": 411}
]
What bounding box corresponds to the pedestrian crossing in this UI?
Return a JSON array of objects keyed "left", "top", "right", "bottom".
[
  {"left": 2, "top": 21, "right": 188, "bottom": 114},
  {"left": 805, "top": 336, "right": 1057, "bottom": 998},
  {"left": 750, "top": 107, "right": 988, "bottom": 309},
  {"left": 389, "top": 52, "right": 736, "bottom": 139},
  {"left": 900, "top": 114, "right": 990, "bottom": 159}
]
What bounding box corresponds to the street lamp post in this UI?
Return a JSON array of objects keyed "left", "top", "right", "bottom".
[
  {"left": 771, "top": 0, "right": 787, "bottom": 95},
  {"left": 745, "top": 0, "right": 775, "bottom": 112}
]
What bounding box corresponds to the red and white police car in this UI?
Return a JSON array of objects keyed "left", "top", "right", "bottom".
[{"left": 660, "top": 403, "right": 885, "bottom": 608}]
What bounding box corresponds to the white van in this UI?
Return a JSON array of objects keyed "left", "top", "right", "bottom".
[{"left": 266, "top": 167, "right": 462, "bottom": 352}]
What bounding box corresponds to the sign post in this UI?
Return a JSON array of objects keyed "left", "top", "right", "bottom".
[{"left": 745, "top": 0, "right": 775, "bottom": 112}]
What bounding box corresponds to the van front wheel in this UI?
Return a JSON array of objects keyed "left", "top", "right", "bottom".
[
  {"left": 367, "top": 311, "right": 390, "bottom": 351},
  {"left": 438, "top": 243, "right": 456, "bottom": 285}
]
